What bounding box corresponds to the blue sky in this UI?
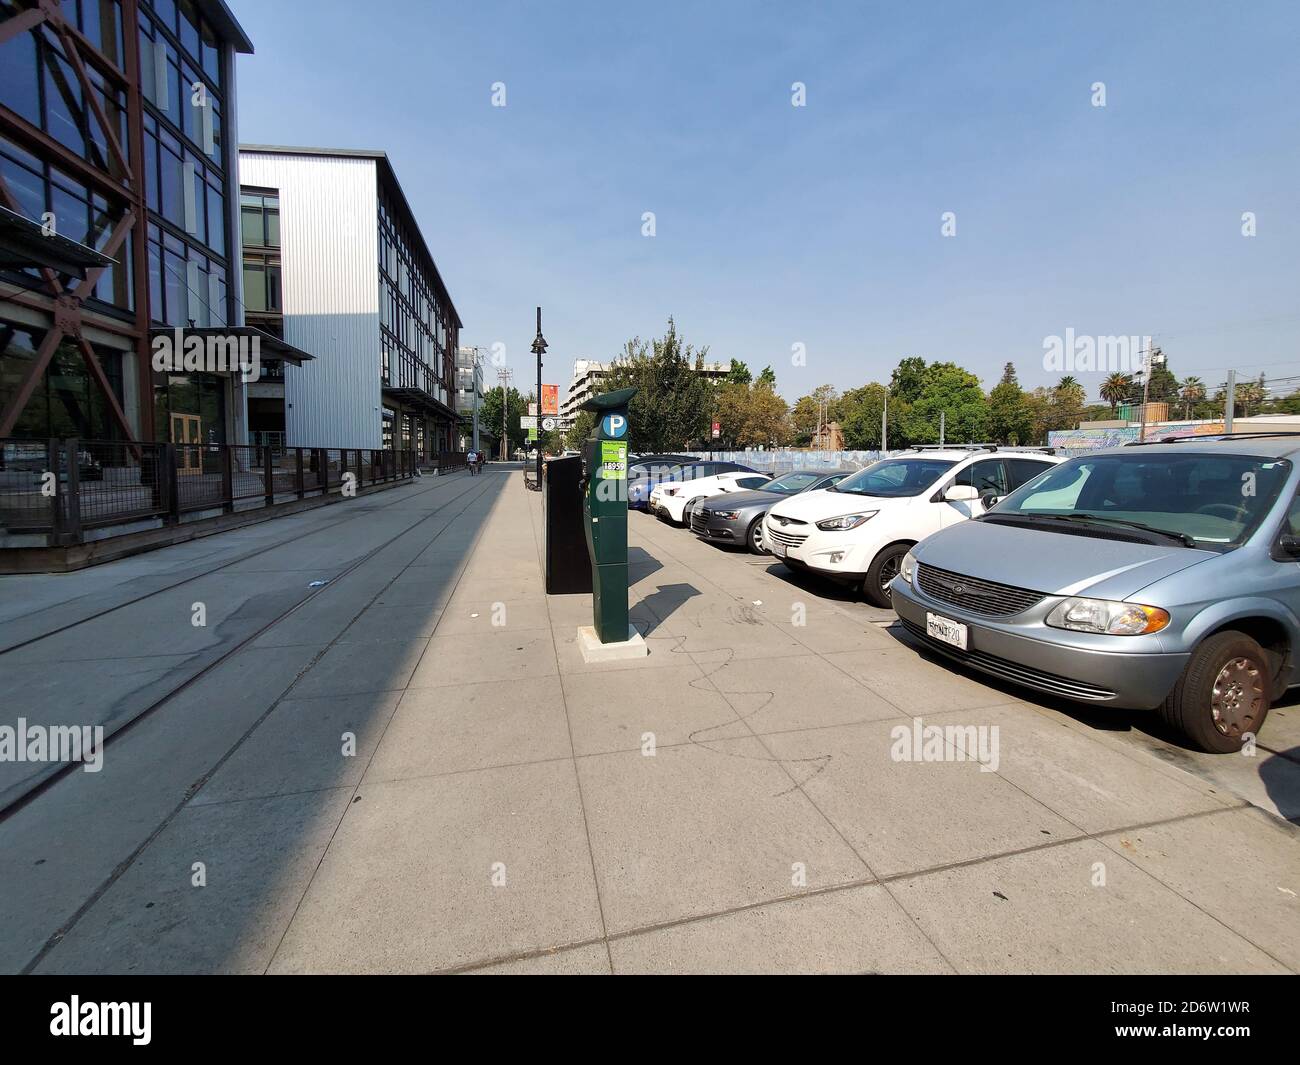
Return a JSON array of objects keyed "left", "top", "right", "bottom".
[{"left": 232, "top": 0, "right": 1300, "bottom": 402}]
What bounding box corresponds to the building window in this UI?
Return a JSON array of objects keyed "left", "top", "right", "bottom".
[
  {"left": 242, "top": 255, "right": 280, "bottom": 314},
  {"left": 240, "top": 191, "right": 279, "bottom": 248},
  {"left": 0, "top": 325, "right": 126, "bottom": 441}
]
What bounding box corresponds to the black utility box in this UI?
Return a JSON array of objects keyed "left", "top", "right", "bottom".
[{"left": 542, "top": 455, "right": 593, "bottom": 594}]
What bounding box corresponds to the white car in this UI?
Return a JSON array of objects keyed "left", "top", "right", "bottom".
[
  {"left": 651, "top": 470, "right": 772, "bottom": 525},
  {"left": 763, "top": 446, "right": 1063, "bottom": 606}
]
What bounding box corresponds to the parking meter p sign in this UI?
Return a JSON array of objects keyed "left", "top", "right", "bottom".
[{"left": 602, "top": 413, "right": 627, "bottom": 439}]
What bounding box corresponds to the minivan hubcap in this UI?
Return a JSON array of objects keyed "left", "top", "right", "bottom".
[{"left": 1210, "top": 657, "right": 1265, "bottom": 736}]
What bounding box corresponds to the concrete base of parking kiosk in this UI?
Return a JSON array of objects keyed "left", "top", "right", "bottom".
[{"left": 577, "top": 622, "right": 648, "bottom": 663}]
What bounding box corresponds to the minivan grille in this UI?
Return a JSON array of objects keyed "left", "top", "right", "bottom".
[
  {"left": 900, "top": 619, "right": 1116, "bottom": 700},
  {"left": 916, "top": 563, "right": 1044, "bottom": 618}
]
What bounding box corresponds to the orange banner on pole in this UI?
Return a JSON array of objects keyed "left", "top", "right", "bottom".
[{"left": 541, "top": 384, "right": 559, "bottom": 416}]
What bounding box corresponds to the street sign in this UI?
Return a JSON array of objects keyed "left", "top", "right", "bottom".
[
  {"left": 711, "top": 421, "right": 720, "bottom": 438},
  {"left": 528, "top": 402, "right": 538, "bottom": 417},
  {"left": 541, "top": 417, "right": 556, "bottom": 431},
  {"left": 520, "top": 416, "right": 537, "bottom": 429}
]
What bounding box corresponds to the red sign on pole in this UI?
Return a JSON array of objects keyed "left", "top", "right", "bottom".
[
  {"left": 541, "top": 384, "right": 559, "bottom": 416},
  {"left": 711, "top": 421, "right": 720, "bottom": 438}
]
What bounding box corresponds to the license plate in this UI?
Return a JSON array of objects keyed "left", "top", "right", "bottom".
[
  {"left": 769, "top": 536, "right": 786, "bottom": 558},
  {"left": 926, "top": 612, "right": 968, "bottom": 650}
]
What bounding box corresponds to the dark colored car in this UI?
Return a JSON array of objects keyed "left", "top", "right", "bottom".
[
  {"left": 627, "top": 457, "right": 753, "bottom": 510},
  {"left": 692, "top": 469, "right": 856, "bottom": 553}
]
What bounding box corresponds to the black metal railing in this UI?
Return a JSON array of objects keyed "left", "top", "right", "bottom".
[{"left": 0, "top": 438, "right": 419, "bottom": 546}]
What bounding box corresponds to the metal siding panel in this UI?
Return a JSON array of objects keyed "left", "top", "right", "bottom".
[{"left": 238, "top": 153, "right": 382, "bottom": 449}]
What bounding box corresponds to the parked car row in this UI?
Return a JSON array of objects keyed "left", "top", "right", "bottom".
[{"left": 634, "top": 437, "right": 1300, "bottom": 755}]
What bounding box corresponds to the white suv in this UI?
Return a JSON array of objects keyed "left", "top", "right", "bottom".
[
  {"left": 651, "top": 470, "right": 772, "bottom": 525},
  {"left": 763, "top": 447, "right": 1062, "bottom": 606}
]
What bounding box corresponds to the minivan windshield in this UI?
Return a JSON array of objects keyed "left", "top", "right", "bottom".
[
  {"left": 833, "top": 458, "right": 957, "bottom": 498},
  {"left": 983, "top": 451, "right": 1292, "bottom": 550}
]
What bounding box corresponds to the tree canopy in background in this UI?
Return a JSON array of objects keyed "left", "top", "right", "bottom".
[{"left": 594, "top": 319, "right": 714, "bottom": 452}]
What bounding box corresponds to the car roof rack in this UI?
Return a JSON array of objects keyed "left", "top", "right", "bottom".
[
  {"left": 905, "top": 444, "right": 1056, "bottom": 455},
  {"left": 1124, "top": 431, "right": 1300, "bottom": 447}
]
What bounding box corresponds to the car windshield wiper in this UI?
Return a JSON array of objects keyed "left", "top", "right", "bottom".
[{"left": 987, "top": 511, "right": 1197, "bottom": 547}]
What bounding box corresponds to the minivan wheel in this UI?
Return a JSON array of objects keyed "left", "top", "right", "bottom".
[
  {"left": 747, "top": 517, "right": 766, "bottom": 554},
  {"left": 1159, "top": 631, "right": 1271, "bottom": 753},
  {"left": 863, "top": 543, "right": 910, "bottom": 608}
]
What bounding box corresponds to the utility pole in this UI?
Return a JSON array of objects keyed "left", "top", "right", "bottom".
[
  {"left": 1225, "top": 369, "right": 1236, "bottom": 434},
  {"left": 1137, "top": 344, "right": 1163, "bottom": 443},
  {"left": 497, "top": 367, "right": 513, "bottom": 461},
  {"left": 882, "top": 393, "right": 888, "bottom": 453},
  {"left": 939, "top": 411, "right": 946, "bottom": 447}
]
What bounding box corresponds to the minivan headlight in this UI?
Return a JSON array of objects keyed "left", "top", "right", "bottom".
[
  {"left": 899, "top": 549, "right": 918, "bottom": 584},
  {"left": 816, "top": 511, "right": 877, "bottom": 531},
  {"left": 1046, "top": 597, "right": 1170, "bottom": 635}
]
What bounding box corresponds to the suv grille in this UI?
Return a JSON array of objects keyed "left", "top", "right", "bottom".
[{"left": 916, "top": 563, "right": 1044, "bottom": 617}]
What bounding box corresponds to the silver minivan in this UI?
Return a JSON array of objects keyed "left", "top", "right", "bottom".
[{"left": 890, "top": 434, "right": 1300, "bottom": 752}]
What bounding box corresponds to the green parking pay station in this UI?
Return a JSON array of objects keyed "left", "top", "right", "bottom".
[{"left": 577, "top": 387, "right": 648, "bottom": 661}]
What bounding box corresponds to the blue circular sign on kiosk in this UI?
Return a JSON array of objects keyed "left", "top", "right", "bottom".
[{"left": 602, "top": 413, "right": 628, "bottom": 438}]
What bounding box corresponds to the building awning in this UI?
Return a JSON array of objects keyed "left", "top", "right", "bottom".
[
  {"left": 382, "top": 386, "right": 457, "bottom": 418},
  {"left": 0, "top": 205, "right": 116, "bottom": 278},
  {"left": 148, "top": 325, "right": 317, "bottom": 367}
]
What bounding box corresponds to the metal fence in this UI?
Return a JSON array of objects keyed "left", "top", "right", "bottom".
[
  {"left": 0, "top": 437, "right": 419, "bottom": 546},
  {"left": 677, "top": 449, "right": 895, "bottom": 473}
]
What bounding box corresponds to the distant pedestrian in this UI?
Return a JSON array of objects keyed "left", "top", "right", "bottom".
[{"left": 467, "top": 449, "right": 479, "bottom": 475}]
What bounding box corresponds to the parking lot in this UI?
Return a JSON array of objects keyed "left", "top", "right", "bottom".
[
  {"left": 642, "top": 504, "right": 1300, "bottom": 826},
  {"left": 3, "top": 467, "right": 1297, "bottom": 974}
]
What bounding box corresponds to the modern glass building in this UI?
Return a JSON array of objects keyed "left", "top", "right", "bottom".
[
  {"left": 0, "top": 0, "right": 257, "bottom": 446},
  {"left": 239, "top": 146, "right": 463, "bottom": 459}
]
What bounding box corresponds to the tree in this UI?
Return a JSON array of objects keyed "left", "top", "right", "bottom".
[
  {"left": 840, "top": 382, "right": 906, "bottom": 449},
  {"left": 598, "top": 318, "right": 714, "bottom": 451},
  {"left": 1049, "top": 376, "right": 1086, "bottom": 432},
  {"left": 726, "top": 359, "right": 752, "bottom": 385},
  {"left": 1180, "top": 376, "right": 1206, "bottom": 418},
  {"left": 890, "top": 356, "right": 929, "bottom": 403},
  {"left": 988, "top": 374, "right": 1035, "bottom": 445},
  {"left": 479, "top": 385, "right": 528, "bottom": 456},
  {"left": 790, "top": 384, "right": 840, "bottom": 445},
  {"left": 903, "top": 364, "right": 989, "bottom": 443},
  {"left": 714, "top": 380, "right": 790, "bottom": 448},
  {"left": 1239, "top": 375, "right": 1267, "bottom": 416},
  {"left": 564, "top": 409, "right": 595, "bottom": 449},
  {"left": 756, "top": 365, "right": 777, "bottom": 388},
  {"left": 1100, "top": 372, "right": 1131, "bottom": 415}
]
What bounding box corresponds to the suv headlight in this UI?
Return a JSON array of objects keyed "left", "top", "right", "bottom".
[
  {"left": 816, "top": 511, "right": 877, "bottom": 531},
  {"left": 899, "top": 549, "right": 918, "bottom": 584},
  {"left": 1045, "top": 597, "right": 1170, "bottom": 636}
]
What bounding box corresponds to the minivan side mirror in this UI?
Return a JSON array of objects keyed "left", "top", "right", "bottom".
[{"left": 943, "top": 484, "right": 980, "bottom": 502}]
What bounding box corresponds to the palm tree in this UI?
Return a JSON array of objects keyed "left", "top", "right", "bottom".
[
  {"left": 1100, "top": 372, "right": 1131, "bottom": 415},
  {"left": 1180, "top": 376, "right": 1206, "bottom": 418},
  {"left": 1239, "top": 378, "right": 1266, "bottom": 417}
]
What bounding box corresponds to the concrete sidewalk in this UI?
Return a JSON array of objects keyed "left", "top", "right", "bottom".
[{"left": 3, "top": 469, "right": 1298, "bottom": 974}]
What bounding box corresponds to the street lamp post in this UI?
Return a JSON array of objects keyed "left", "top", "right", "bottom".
[
  {"left": 531, "top": 306, "right": 548, "bottom": 484},
  {"left": 470, "top": 347, "right": 481, "bottom": 453}
]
